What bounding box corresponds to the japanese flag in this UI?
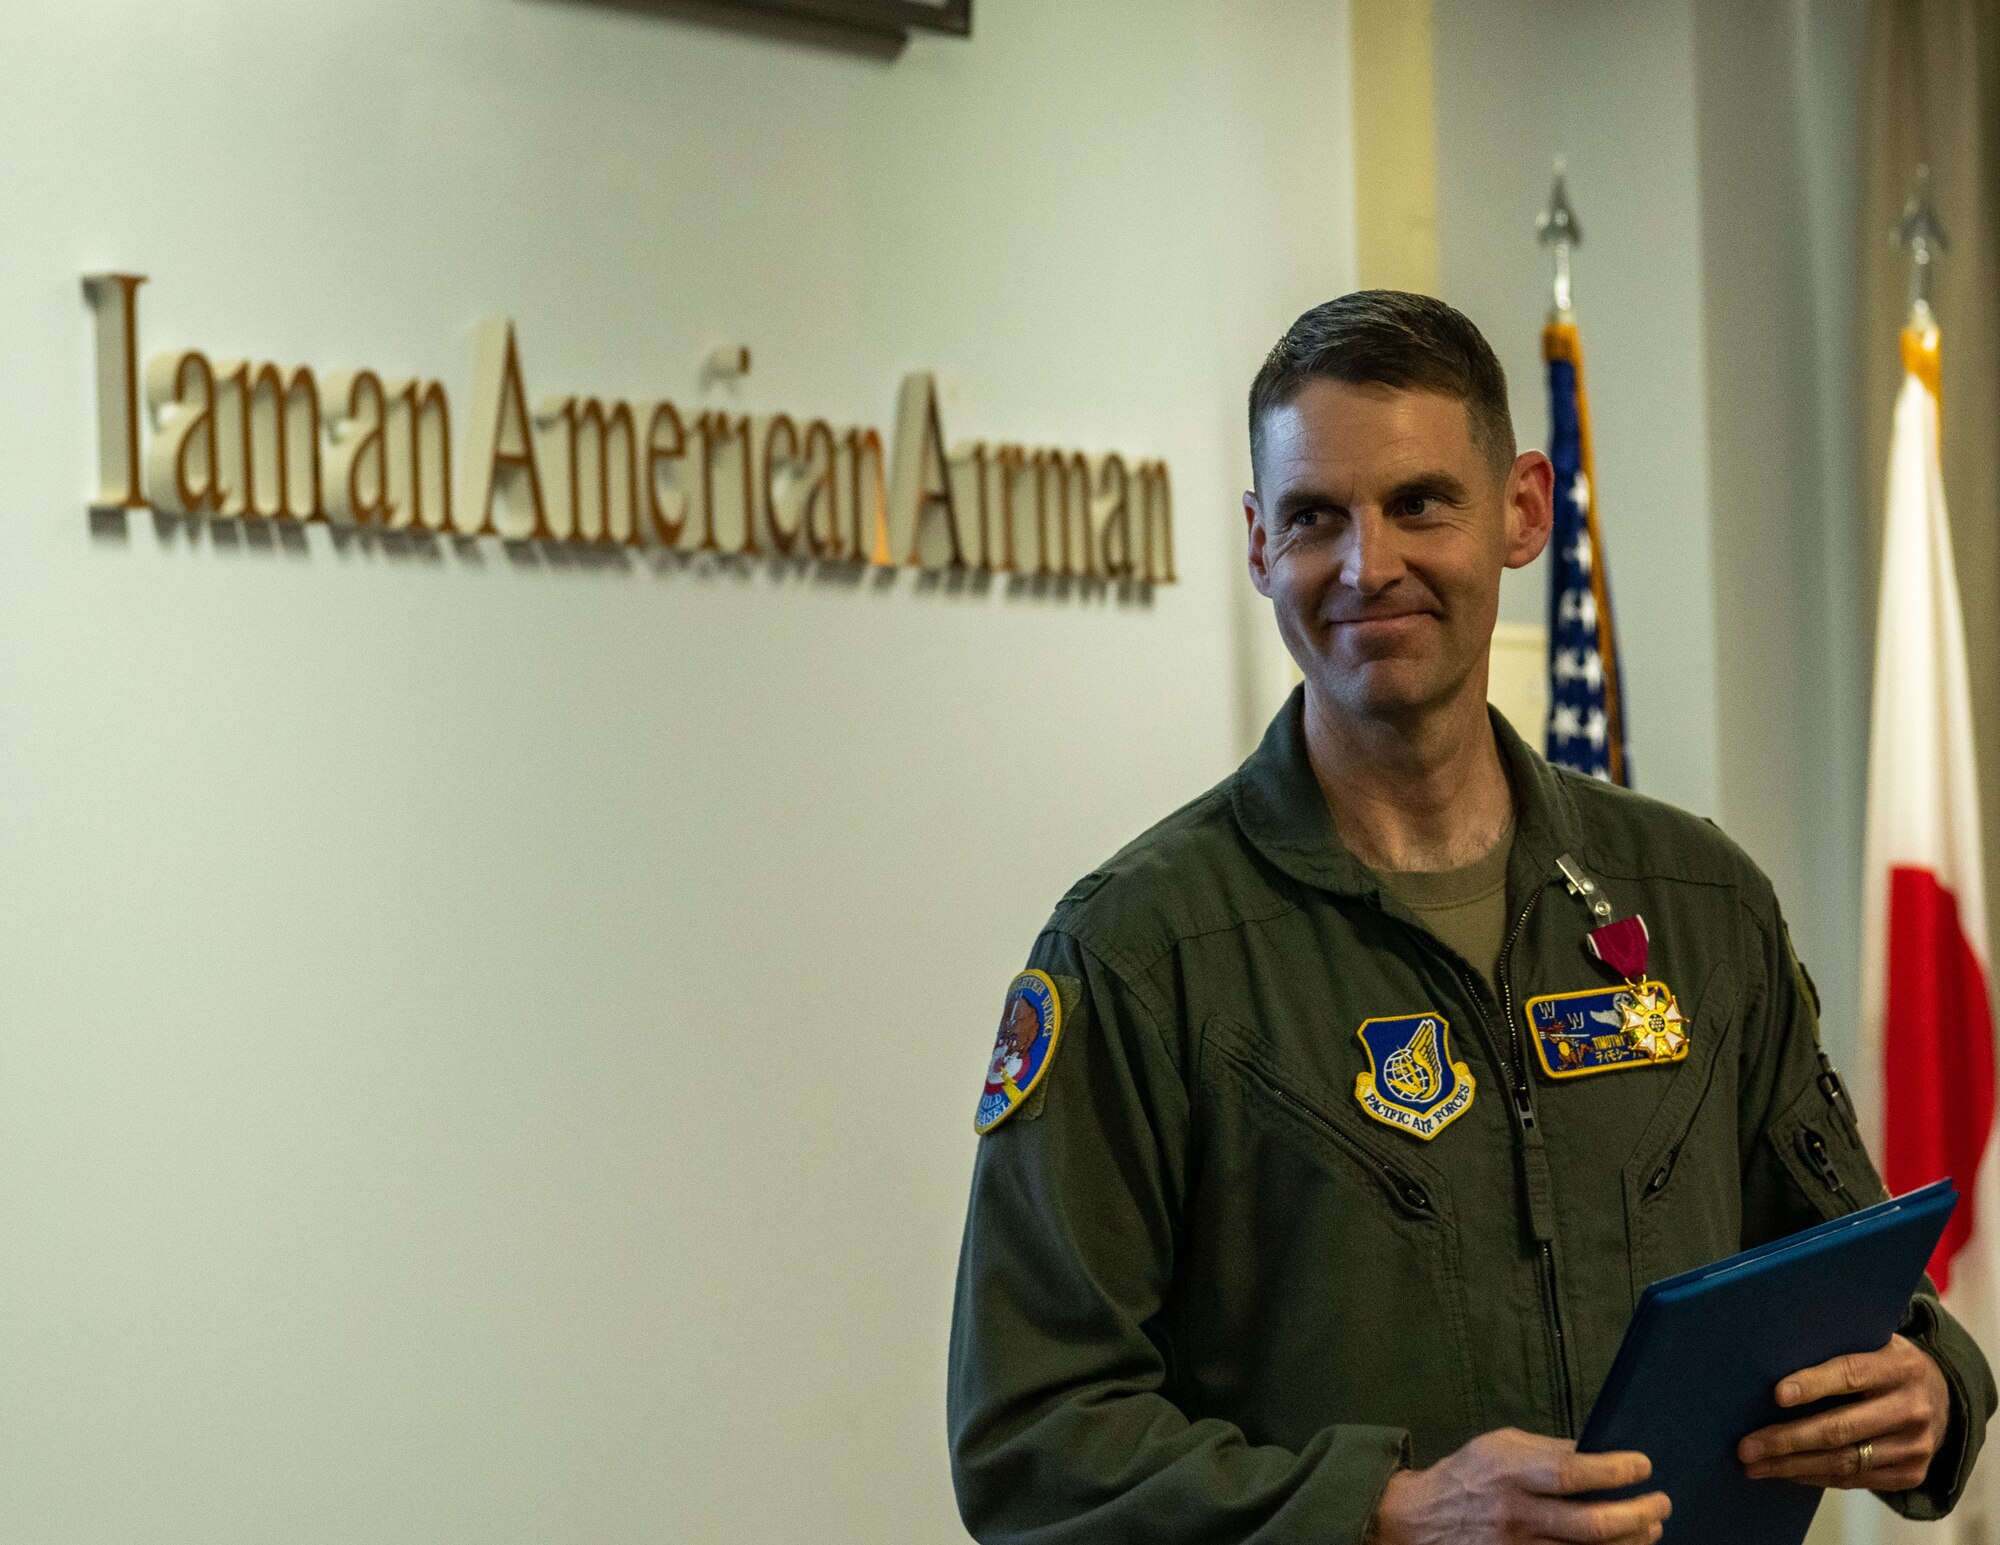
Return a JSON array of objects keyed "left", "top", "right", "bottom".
[{"left": 1862, "top": 361, "right": 1998, "bottom": 1538}]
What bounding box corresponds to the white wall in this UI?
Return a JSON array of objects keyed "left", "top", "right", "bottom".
[{"left": 0, "top": 4, "right": 1355, "bottom": 1541}]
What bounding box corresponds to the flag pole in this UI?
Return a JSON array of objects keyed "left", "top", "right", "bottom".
[{"left": 1537, "top": 161, "right": 1628, "bottom": 785}]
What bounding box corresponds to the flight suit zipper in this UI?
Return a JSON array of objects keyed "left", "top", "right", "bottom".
[
  {"left": 1379, "top": 872, "right": 1578, "bottom": 1434},
  {"left": 1805, "top": 1054, "right": 1858, "bottom": 1205},
  {"left": 1800, "top": 1128, "right": 1851, "bottom": 1203},
  {"left": 1477, "top": 882, "right": 1577, "bottom": 1436}
]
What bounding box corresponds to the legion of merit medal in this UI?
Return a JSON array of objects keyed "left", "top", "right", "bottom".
[{"left": 1619, "top": 982, "right": 1688, "bottom": 1061}]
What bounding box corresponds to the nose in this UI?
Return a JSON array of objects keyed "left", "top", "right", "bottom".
[{"left": 1337, "top": 505, "right": 1403, "bottom": 596}]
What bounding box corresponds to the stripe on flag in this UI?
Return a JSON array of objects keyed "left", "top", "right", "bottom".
[{"left": 1884, "top": 863, "right": 1995, "bottom": 1281}]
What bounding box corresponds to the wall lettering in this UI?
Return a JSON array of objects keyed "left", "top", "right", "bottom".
[{"left": 83, "top": 274, "right": 1175, "bottom": 587}]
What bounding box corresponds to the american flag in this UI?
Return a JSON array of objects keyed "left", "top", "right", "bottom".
[{"left": 1543, "top": 318, "right": 1630, "bottom": 785}]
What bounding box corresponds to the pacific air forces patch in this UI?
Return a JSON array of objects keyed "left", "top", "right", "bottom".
[
  {"left": 1528, "top": 980, "right": 1690, "bottom": 1078},
  {"left": 1354, "top": 1012, "right": 1475, "bottom": 1140},
  {"left": 976, "top": 969, "right": 1063, "bottom": 1134}
]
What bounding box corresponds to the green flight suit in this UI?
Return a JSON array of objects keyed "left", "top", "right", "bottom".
[{"left": 948, "top": 691, "right": 1995, "bottom": 1544}]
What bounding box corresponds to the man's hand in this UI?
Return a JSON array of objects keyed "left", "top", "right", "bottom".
[
  {"left": 1736, "top": 1334, "right": 1950, "bottom": 1492},
  {"left": 1370, "top": 1427, "right": 1669, "bottom": 1544}
]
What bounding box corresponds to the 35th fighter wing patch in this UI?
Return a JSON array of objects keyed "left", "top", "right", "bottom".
[
  {"left": 1527, "top": 981, "right": 1690, "bottom": 1078},
  {"left": 975, "top": 970, "right": 1063, "bottom": 1134},
  {"left": 1353, "top": 1011, "right": 1475, "bottom": 1140}
]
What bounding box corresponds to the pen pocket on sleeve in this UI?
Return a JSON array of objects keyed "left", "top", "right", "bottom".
[{"left": 1769, "top": 1077, "right": 1890, "bottom": 1221}]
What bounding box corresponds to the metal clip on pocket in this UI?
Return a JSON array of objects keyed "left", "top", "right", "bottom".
[
  {"left": 1816, "top": 1050, "right": 1854, "bottom": 1123},
  {"left": 1555, "top": 854, "right": 1614, "bottom": 923}
]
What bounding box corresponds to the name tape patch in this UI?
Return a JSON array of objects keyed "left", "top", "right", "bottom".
[{"left": 1527, "top": 980, "right": 1690, "bottom": 1079}]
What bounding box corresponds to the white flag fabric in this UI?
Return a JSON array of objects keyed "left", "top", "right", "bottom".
[{"left": 1863, "top": 368, "right": 1999, "bottom": 1542}]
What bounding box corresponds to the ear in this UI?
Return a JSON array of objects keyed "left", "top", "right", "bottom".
[
  {"left": 1502, "top": 451, "right": 1555, "bottom": 570},
  {"left": 1245, "top": 492, "right": 1274, "bottom": 597}
]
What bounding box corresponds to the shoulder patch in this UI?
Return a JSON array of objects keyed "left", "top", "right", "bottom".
[{"left": 976, "top": 969, "right": 1064, "bottom": 1134}]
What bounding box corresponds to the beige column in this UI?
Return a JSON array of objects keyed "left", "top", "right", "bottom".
[{"left": 1351, "top": 0, "right": 1440, "bottom": 295}]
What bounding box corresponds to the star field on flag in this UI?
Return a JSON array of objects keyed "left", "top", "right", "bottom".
[{"left": 1542, "top": 320, "right": 1630, "bottom": 785}]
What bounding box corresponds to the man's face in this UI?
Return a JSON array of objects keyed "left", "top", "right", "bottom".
[{"left": 1245, "top": 380, "right": 1551, "bottom": 725}]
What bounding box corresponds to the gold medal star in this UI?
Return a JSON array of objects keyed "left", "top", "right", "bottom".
[{"left": 1621, "top": 985, "right": 1688, "bottom": 1061}]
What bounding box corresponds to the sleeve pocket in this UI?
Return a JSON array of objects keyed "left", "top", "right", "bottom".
[{"left": 1766, "top": 1077, "right": 1890, "bottom": 1222}]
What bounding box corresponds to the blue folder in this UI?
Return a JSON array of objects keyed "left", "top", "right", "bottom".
[{"left": 1578, "top": 1178, "right": 1957, "bottom": 1543}]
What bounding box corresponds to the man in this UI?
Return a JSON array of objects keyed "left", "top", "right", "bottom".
[{"left": 947, "top": 292, "right": 1995, "bottom": 1543}]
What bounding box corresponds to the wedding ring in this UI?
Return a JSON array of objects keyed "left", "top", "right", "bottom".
[{"left": 1856, "top": 1439, "right": 1875, "bottom": 1471}]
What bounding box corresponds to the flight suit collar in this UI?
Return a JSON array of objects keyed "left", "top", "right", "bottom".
[{"left": 1229, "top": 685, "right": 1586, "bottom": 898}]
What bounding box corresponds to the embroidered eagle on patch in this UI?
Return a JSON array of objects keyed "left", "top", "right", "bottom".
[{"left": 1354, "top": 1012, "right": 1476, "bottom": 1140}]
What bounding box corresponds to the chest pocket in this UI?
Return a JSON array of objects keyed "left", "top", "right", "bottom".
[
  {"left": 1190, "top": 1017, "right": 1484, "bottom": 1463},
  {"left": 1612, "top": 966, "right": 1743, "bottom": 1295}
]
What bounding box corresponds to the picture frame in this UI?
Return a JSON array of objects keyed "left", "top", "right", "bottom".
[{"left": 706, "top": 0, "right": 971, "bottom": 41}]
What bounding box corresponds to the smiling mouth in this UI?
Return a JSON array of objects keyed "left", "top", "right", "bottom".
[
  {"left": 1333, "top": 612, "right": 1434, "bottom": 629},
  {"left": 1327, "top": 614, "right": 1439, "bottom": 654}
]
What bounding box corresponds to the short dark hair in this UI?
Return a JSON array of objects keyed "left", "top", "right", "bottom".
[{"left": 1248, "top": 290, "right": 1516, "bottom": 479}]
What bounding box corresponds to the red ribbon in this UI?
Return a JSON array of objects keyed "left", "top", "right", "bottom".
[{"left": 1587, "top": 915, "right": 1650, "bottom": 982}]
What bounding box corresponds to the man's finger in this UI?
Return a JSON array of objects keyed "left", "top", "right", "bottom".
[
  {"left": 1542, "top": 1528, "right": 1663, "bottom": 1545},
  {"left": 1774, "top": 1342, "right": 1898, "bottom": 1407},
  {"left": 1523, "top": 1488, "right": 1671, "bottom": 1541},
  {"left": 1536, "top": 1447, "right": 1653, "bottom": 1495},
  {"left": 1745, "top": 1434, "right": 1929, "bottom": 1484},
  {"left": 1758, "top": 1456, "right": 1933, "bottom": 1492},
  {"left": 1738, "top": 1392, "right": 1905, "bottom": 1461},
  {"left": 1529, "top": 1524, "right": 1662, "bottom": 1545}
]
